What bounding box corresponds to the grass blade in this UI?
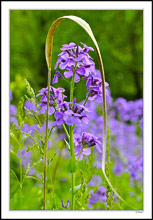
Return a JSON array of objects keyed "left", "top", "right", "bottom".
[{"left": 45, "top": 15, "right": 135, "bottom": 209}]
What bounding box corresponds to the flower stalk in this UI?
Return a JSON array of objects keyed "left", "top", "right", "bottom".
[
  {"left": 69, "top": 67, "right": 76, "bottom": 210},
  {"left": 43, "top": 69, "right": 51, "bottom": 210},
  {"left": 19, "top": 129, "right": 23, "bottom": 209}
]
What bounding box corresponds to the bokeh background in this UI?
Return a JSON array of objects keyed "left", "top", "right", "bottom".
[{"left": 10, "top": 10, "right": 143, "bottom": 104}]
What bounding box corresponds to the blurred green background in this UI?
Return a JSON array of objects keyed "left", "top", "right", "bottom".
[{"left": 10, "top": 10, "right": 143, "bottom": 104}]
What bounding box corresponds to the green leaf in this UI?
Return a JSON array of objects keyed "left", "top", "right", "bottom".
[
  {"left": 10, "top": 130, "right": 19, "bottom": 144},
  {"left": 70, "top": 184, "right": 81, "bottom": 194},
  {"left": 64, "top": 139, "right": 70, "bottom": 151},
  {"left": 31, "top": 159, "right": 43, "bottom": 168},
  {"left": 24, "top": 175, "right": 43, "bottom": 184},
  {"left": 24, "top": 79, "right": 36, "bottom": 100},
  {"left": 17, "top": 97, "right": 25, "bottom": 126},
  {"left": 25, "top": 163, "right": 31, "bottom": 176},
  {"left": 10, "top": 169, "right": 20, "bottom": 187},
  {"left": 67, "top": 157, "right": 77, "bottom": 173}
]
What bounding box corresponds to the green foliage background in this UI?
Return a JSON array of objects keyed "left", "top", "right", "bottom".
[
  {"left": 10, "top": 10, "right": 143, "bottom": 210},
  {"left": 10, "top": 10, "right": 143, "bottom": 104}
]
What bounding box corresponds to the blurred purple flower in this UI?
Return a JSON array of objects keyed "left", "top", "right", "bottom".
[
  {"left": 10, "top": 104, "right": 17, "bottom": 116},
  {"left": 24, "top": 100, "right": 37, "bottom": 114},
  {"left": 88, "top": 186, "right": 107, "bottom": 209},
  {"left": 87, "top": 175, "right": 102, "bottom": 187},
  {"left": 10, "top": 90, "right": 13, "bottom": 101},
  {"left": 61, "top": 200, "right": 69, "bottom": 209},
  {"left": 17, "top": 148, "right": 32, "bottom": 166}
]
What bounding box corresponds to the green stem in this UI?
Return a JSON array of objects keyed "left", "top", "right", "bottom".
[
  {"left": 43, "top": 69, "right": 51, "bottom": 210},
  {"left": 83, "top": 92, "right": 91, "bottom": 106},
  {"left": 70, "top": 126, "right": 75, "bottom": 210},
  {"left": 78, "top": 146, "right": 83, "bottom": 161},
  {"left": 62, "top": 124, "right": 70, "bottom": 140},
  {"left": 19, "top": 130, "right": 22, "bottom": 209},
  {"left": 49, "top": 165, "right": 56, "bottom": 210},
  {"left": 69, "top": 65, "right": 77, "bottom": 210}
]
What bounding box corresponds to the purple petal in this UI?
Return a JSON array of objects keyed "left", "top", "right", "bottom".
[
  {"left": 65, "top": 116, "right": 75, "bottom": 125},
  {"left": 55, "top": 57, "right": 61, "bottom": 69},
  {"left": 76, "top": 68, "right": 85, "bottom": 75},
  {"left": 54, "top": 111, "right": 63, "bottom": 119},
  {"left": 52, "top": 75, "right": 58, "bottom": 84},
  {"left": 40, "top": 105, "right": 47, "bottom": 114},
  {"left": 73, "top": 117, "right": 81, "bottom": 125},
  {"left": 74, "top": 73, "right": 80, "bottom": 83},
  {"left": 95, "top": 144, "right": 102, "bottom": 153},
  {"left": 64, "top": 70, "right": 73, "bottom": 78},
  {"left": 75, "top": 152, "right": 83, "bottom": 161},
  {"left": 64, "top": 110, "right": 74, "bottom": 116},
  {"left": 82, "top": 148, "right": 91, "bottom": 155},
  {"left": 48, "top": 106, "right": 55, "bottom": 115},
  {"left": 82, "top": 116, "right": 89, "bottom": 124},
  {"left": 56, "top": 119, "right": 64, "bottom": 125}
]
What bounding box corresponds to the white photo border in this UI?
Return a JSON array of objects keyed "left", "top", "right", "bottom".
[{"left": 1, "top": 1, "right": 152, "bottom": 219}]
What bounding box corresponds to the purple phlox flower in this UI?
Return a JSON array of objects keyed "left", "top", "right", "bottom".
[
  {"left": 10, "top": 117, "right": 18, "bottom": 125},
  {"left": 61, "top": 200, "right": 69, "bottom": 209},
  {"left": 37, "top": 86, "right": 66, "bottom": 115},
  {"left": 87, "top": 175, "right": 102, "bottom": 187},
  {"left": 53, "top": 111, "right": 65, "bottom": 126},
  {"left": 129, "top": 191, "right": 135, "bottom": 197},
  {"left": 88, "top": 186, "right": 107, "bottom": 209},
  {"left": 61, "top": 177, "right": 67, "bottom": 182},
  {"left": 17, "top": 148, "right": 31, "bottom": 166},
  {"left": 113, "top": 160, "right": 124, "bottom": 176},
  {"left": 55, "top": 42, "right": 96, "bottom": 83},
  {"left": 28, "top": 167, "right": 36, "bottom": 175},
  {"left": 52, "top": 70, "right": 64, "bottom": 84},
  {"left": 54, "top": 98, "right": 89, "bottom": 126},
  {"left": 24, "top": 100, "right": 37, "bottom": 114},
  {"left": 80, "top": 42, "right": 94, "bottom": 52},
  {"left": 74, "top": 132, "right": 102, "bottom": 161},
  {"left": 10, "top": 104, "right": 17, "bottom": 116},
  {"left": 61, "top": 42, "right": 76, "bottom": 50},
  {"left": 22, "top": 123, "right": 36, "bottom": 135},
  {"left": 86, "top": 74, "right": 109, "bottom": 103},
  {"left": 10, "top": 90, "right": 13, "bottom": 101},
  {"left": 64, "top": 66, "right": 86, "bottom": 83}
]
